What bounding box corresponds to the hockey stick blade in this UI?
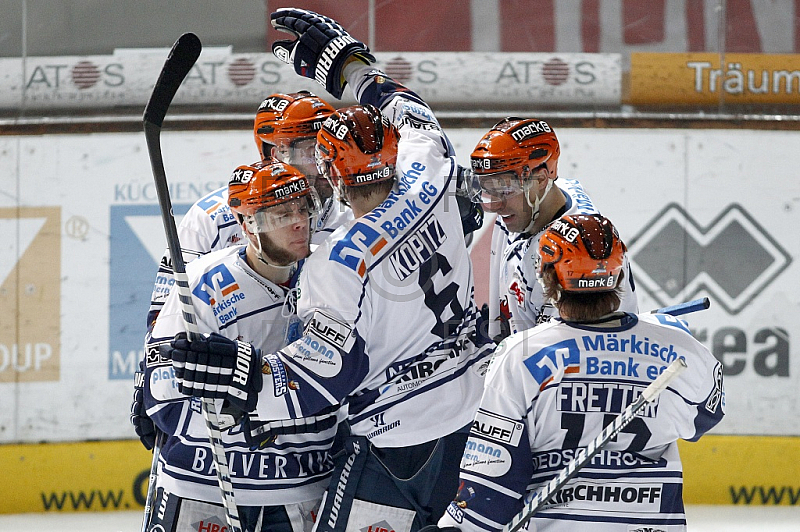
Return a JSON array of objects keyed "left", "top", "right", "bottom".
[
  {"left": 143, "top": 32, "right": 201, "bottom": 127},
  {"left": 503, "top": 357, "right": 688, "bottom": 532},
  {"left": 652, "top": 297, "right": 710, "bottom": 317}
]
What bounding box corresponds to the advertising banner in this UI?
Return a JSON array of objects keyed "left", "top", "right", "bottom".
[
  {"left": 0, "top": 50, "right": 621, "bottom": 111},
  {"left": 629, "top": 52, "right": 800, "bottom": 105}
]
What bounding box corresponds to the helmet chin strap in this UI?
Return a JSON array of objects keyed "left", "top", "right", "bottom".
[{"left": 522, "top": 178, "right": 554, "bottom": 234}]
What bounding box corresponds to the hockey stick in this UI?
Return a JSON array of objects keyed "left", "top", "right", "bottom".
[
  {"left": 140, "top": 430, "right": 165, "bottom": 532},
  {"left": 143, "top": 33, "right": 242, "bottom": 532},
  {"left": 652, "top": 297, "right": 710, "bottom": 316},
  {"left": 502, "top": 357, "right": 687, "bottom": 532}
]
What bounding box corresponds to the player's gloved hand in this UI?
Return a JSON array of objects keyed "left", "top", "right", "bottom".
[
  {"left": 169, "top": 332, "right": 263, "bottom": 412},
  {"left": 130, "top": 370, "right": 156, "bottom": 450},
  {"left": 270, "top": 8, "right": 375, "bottom": 99},
  {"left": 242, "top": 404, "right": 341, "bottom": 449}
]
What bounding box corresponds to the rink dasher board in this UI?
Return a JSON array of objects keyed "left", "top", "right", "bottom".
[{"left": 0, "top": 127, "right": 797, "bottom": 442}]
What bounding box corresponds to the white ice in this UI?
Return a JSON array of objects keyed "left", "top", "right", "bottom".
[{"left": 0, "top": 506, "right": 799, "bottom": 531}]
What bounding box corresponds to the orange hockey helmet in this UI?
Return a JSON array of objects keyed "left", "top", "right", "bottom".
[
  {"left": 253, "top": 91, "right": 335, "bottom": 170},
  {"left": 228, "top": 159, "right": 321, "bottom": 232},
  {"left": 314, "top": 104, "right": 399, "bottom": 189},
  {"left": 471, "top": 117, "right": 560, "bottom": 180},
  {"left": 538, "top": 214, "right": 625, "bottom": 293}
]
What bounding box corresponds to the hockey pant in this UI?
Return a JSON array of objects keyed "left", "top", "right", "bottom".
[
  {"left": 313, "top": 429, "right": 469, "bottom": 532},
  {"left": 147, "top": 487, "right": 320, "bottom": 532}
]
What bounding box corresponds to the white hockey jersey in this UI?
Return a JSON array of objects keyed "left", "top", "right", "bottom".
[
  {"left": 147, "top": 185, "right": 352, "bottom": 326},
  {"left": 146, "top": 245, "right": 338, "bottom": 506},
  {"left": 487, "top": 179, "right": 638, "bottom": 340},
  {"left": 438, "top": 312, "right": 725, "bottom": 532},
  {"left": 252, "top": 65, "right": 495, "bottom": 448}
]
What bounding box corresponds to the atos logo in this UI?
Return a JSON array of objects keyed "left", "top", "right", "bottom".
[
  {"left": 523, "top": 339, "right": 581, "bottom": 391},
  {"left": 329, "top": 222, "right": 388, "bottom": 277},
  {"left": 192, "top": 264, "right": 240, "bottom": 306},
  {"left": 628, "top": 204, "right": 791, "bottom": 315}
]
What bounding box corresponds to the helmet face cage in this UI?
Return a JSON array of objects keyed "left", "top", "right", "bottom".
[
  {"left": 250, "top": 191, "right": 322, "bottom": 233},
  {"left": 538, "top": 214, "right": 625, "bottom": 293},
  {"left": 253, "top": 91, "right": 334, "bottom": 161},
  {"left": 470, "top": 117, "right": 560, "bottom": 190},
  {"left": 315, "top": 104, "right": 398, "bottom": 188}
]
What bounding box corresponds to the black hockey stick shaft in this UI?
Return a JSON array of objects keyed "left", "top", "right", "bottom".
[
  {"left": 503, "top": 357, "right": 688, "bottom": 532},
  {"left": 140, "top": 431, "right": 165, "bottom": 532},
  {"left": 143, "top": 33, "right": 243, "bottom": 532}
]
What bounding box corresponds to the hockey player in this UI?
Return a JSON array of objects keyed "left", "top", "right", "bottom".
[
  {"left": 254, "top": 90, "right": 354, "bottom": 245},
  {"left": 132, "top": 91, "right": 340, "bottom": 452},
  {"left": 142, "top": 159, "right": 341, "bottom": 532},
  {"left": 436, "top": 214, "right": 725, "bottom": 532},
  {"left": 166, "top": 8, "right": 495, "bottom": 532},
  {"left": 473, "top": 118, "right": 637, "bottom": 341}
]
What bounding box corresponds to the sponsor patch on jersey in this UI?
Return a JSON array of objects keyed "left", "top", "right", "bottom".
[
  {"left": 471, "top": 409, "right": 524, "bottom": 447},
  {"left": 523, "top": 338, "right": 581, "bottom": 391},
  {"left": 305, "top": 310, "right": 355, "bottom": 352},
  {"left": 145, "top": 342, "right": 170, "bottom": 367},
  {"left": 262, "top": 353, "right": 289, "bottom": 397},
  {"left": 149, "top": 365, "right": 178, "bottom": 400},
  {"left": 445, "top": 501, "right": 464, "bottom": 523},
  {"left": 192, "top": 264, "right": 241, "bottom": 306},
  {"left": 461, "top": 436, "right": 512, "bottom": 477},
  {"left": 329, "top": 221, "right": 387, "bottom": 277}
]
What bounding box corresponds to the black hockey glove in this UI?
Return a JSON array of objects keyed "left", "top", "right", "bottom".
[
  {"left": 169, "top": 332, "right": 263, "bottom": 412},
  {"left": 270, "top": 8, "right": 375, "bottom": 99},
  {"left": 130, "top": 370, "right": 156, "bottom": 450}
]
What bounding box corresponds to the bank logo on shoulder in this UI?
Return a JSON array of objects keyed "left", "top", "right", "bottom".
[
  {"left": 330, "top": 222, "right": 388, "bottom": 277},
  {"left": 0, "top": 207, "right": 61, "bottom": 383},
  {"left": 523, "top": 338, "right": 581, "bottom": 391},
  {"left": 192, "top": 264, "right": 241, "bottom": 306},
  {"left": 628, "top": 203, "right": 791, "bottom": 314}
]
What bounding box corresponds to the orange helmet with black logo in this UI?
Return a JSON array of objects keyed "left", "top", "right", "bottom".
[
  {"left": 315, "top": 104, "right": 399, "bottom": 187},
  {"left": 253, "top": 91, "right": 335, "bottom": 161},
  {"left": 470, "top": 117, "right": 560, "bottom": 182},
  {"left": 228, "top": 159, "right": 314, "bottom": 217},
  {"left": 538, "top": 214, "right": 625, "bottom": 293}
]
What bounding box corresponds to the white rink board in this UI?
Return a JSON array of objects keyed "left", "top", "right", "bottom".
[{"left": 0, "top": 126, "right": 797, "bottom": 443}]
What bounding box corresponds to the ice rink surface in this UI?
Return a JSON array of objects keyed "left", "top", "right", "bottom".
[{"left": 0, "top": 506, "right": 799, "bottom": 531}]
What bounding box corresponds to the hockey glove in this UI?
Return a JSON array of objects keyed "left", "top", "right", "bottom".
[
  {"left": 169, "top": 332, "right": 263, "bottom": 412},
  {"left": 270, "top": 8, "right": 375, "bottom": 99},
  {"left": 130, "top": 370, "right": 156, "bottom": 450},
  {"left": 242, "top": 404, "right": 341, "bottom": 449}
]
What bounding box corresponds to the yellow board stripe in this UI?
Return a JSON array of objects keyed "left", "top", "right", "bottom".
[
  {"left": 0, "top": 440, "right": 152, "bottom": 514},
  {"left": 680, "top": 436, "right": 800, "bottom": 505}
]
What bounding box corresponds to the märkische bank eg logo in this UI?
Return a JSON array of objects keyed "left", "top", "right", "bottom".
[
  {"left": 628, "top": 204, "right": 791, "bottom": 315},
  {"left": 0, "top": 207, "right": 61, "bottom": 382}
]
